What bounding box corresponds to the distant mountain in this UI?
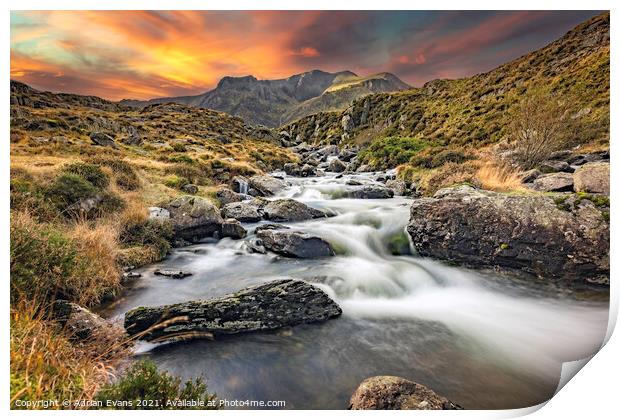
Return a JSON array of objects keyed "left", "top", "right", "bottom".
[
  {"left": 283, "top": 12, "right": 609, "bottom": 152},
  {"left": 121, "top": 70, "right": 410, "bottom": 127}
]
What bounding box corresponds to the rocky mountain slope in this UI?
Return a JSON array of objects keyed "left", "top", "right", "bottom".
[
  {"left": 121, "top": 70, "right": 409, "bottom": 127},
  {"left": 282, "top": 12, "right": 609, "bottom": 155}
]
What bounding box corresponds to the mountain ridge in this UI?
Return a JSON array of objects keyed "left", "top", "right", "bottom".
[{"left": 120, "top": 69, "right": 410, "bottom": 127}]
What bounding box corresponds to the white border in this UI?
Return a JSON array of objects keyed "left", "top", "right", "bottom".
[{"left": 2, "top": 1, "right": 617, "bottom": 420}]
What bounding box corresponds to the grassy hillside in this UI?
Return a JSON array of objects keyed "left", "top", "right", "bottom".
[
  {"left": 10, "top": 81, "right": 295, "bottom": 407},
  {"left": 284, "top": 12, "right": 610, "bottom": 167}
]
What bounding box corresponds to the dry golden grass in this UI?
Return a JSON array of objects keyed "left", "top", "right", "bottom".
[
  {"left": 67, "top": 221, "right": 122, "bottom": 305},
  {"left": 10, "top": 302, "right": 127, "bottom": 409},
  {"left": 476, "top": 163, "right": 525, "bottom": 192}
]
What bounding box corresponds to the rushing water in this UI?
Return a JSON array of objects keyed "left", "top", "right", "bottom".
[{"left": 104, "top": 171, "right": 609, "bottom": 409}]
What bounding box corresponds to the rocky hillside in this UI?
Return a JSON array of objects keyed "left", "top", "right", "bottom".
[
  {"left": 283, "top": 12, "right": 609, "bottom": 154},
  {"left": 121, "top": 70, "right": 409, "bottom": 127},
  {"left": 10, "top": 80, "right": 293, "bottom": 181}
]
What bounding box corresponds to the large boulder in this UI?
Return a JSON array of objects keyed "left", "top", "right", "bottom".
[
  {"left": 248, "top": 175, "right": 287, "bottom": 196},
  {"left": 349, "top": 376, "right": 462, "bottom": 410},
  {"left": 164, "top": 196, "right": 223, "bottom": 242},
  {"left": 573, "top": 162, "right": 610, "bottom": 195},
  {"left": 328, "top": 158, "right": 347, "bottom": 173},
  {"left": 124, "top": 279, "right": 342, "bottom": 342},
  {"left": 539, "top": 160, "right": 572, "bottom": 173},
  {"left": 406, "top": 186, "right": 609, "bottom": 285},
  {"left": 262, "top": 199, "right": 327, "bottom": 222},
  {"left": 216, "top": 188, "right": 245, "bottom": 205},
  {"left": 90, "top": 132, "right": 117, "bottom": 148},
  {"left": 531, "top": 172, "right": 574, "bottom": 192},
  {"left": 221, "top": 200, "right": 264, "bottom": 222},
  {"left": 349, "top": 185, "right": 394, "bottom": 199},
  {"left": 283, "top": 162, "right": 301, "bottom": 176},
  {"left": 256, "top": 230, "right": 335, "bottom": 258},
  {"left": 221, "top": 218, "right": 247, "bottom": 239}
]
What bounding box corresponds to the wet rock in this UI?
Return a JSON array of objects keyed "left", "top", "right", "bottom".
[
  {"left": 539, "top": 160, "right": 573, "bottom": 173},
  {"left": 154, "top": 269, "right": 193, "bottom": 279},
  {"left": 54, "top": 300, "right": 124, "bottom": 342},
  {"left": 221, "top": 218, "right": 247, "bottom": 239},
  {"left": 180, "top": 183, "right": 198, "bottom": 194},
  {"left": 350, "top": 185, "right": 394, "bottom": 199},
  {"left": 346, "top": 179, "right": 363, "bottom": 186},
  {"left": 254, "top": 223, "right": 290, "bottom": 234},
  {"left": 573, "top": 162, "right": 609, "bottom": 195},
  {"left": 216, "top": 188, "right": 245, "bottom": 205},
  {"left": 283, "top": 162, "right": 301, "bottom": 176},
  {"left": 124, "top": 279, "right": 342, "bottom": 342},
  {"left": 531, "top": 172, "right": 574, "bottom": 192},
  {"left": 329, "top": 158, "right": 347, "bottom": 173},
  {"left": 349, "top": 376, "right": 462, "bottom": 410},
  {"left": 248, "top": 175, "right": 287, "bottom": 196},
  {"left": 300, "top": 164, "right": 317, "bottom": 177},
  {"left": 385, "top": 179, "right": 408, "bottom": 196},
  {"left": 244, "top": 238, "right": 267, "bottom": 254},
  {"left": 263, "top": 199, "right": 327, "bottom": 222},
  {"left": 123, "top": 272, "right": 142, "bottom": 280},
  {"left": 164, "top": 196, "right": 223, "bottom": 242},
  {"left": 90, "top": 132, "right": 117, "bottom": 148},
  {"left": 356, "top": 164, "right": 372, "bottom": 173},
  {"left": 256, "top": 230, "right": 335, "bottom": 258},
  {"left": 407, "top": 185, "right": 609, "bottom": 284},
  {"left": 221, "top": 200, "right": 264, "bottom": 222}
]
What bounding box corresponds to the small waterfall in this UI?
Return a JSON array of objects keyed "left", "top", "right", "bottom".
[{"left": 238, "top": 179, "right": 249, "bottom": 195}]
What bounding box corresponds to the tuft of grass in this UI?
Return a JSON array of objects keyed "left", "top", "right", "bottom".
[
  {"left": 62, "top": 162, "right": 109, "bottom": 189},
  {"left": 10, "top": 302, "right": 127, "bottom": 409},
  {"left": 476, "top": 163, "right": 524, "bottom": 192},
  {"left": 94, "top": 359, "right": 218, "bottom": 410},
  {"left": 10, "top": 212, "right": 122, "bottom": 307}
]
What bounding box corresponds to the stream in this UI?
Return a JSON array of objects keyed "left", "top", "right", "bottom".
[{"left": 104, "top": 171, "right": 609, "bottom": 409}]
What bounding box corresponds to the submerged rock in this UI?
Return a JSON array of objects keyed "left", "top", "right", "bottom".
[
  {"left": 263, "top": 199, "right": 327, "bottom": 222},
  {"left": 254, "top": 223, "right": 290, "bottom": 233},
  {"left": 573, "top": 162, "right": 609, "bottom": 195},
  {"left": 256, "top": 230, "right": 335, "bottom": 258},
  {"left": 164, "top": 196, "right": 223, "bottom": 242},
  {"left": 406, "top": 185, "right": 609, "bottom": 284},
  {"left": 124, "top": 279, "right": 342, "bottom": 342},
  {"left": 349, "top": 376, "right": 462, "bottom": 410},
  {"left": 154, "top": 269, "right": 193, "bottom": 279},
  {"left": 349, "top": 185, "right": 394, "bottom": 199}
]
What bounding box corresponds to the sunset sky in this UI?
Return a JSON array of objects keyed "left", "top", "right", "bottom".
[{"left": 10, "top": 10, "right": 600, "bottom": 101}]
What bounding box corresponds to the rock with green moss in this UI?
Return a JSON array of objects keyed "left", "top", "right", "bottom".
[
  {"left": 573, "top": 162, "right": 609, "bottom": 195},
  {"left": 124, "top": 279, "right": 342, "bottom": 342},
  {"left": 407, "top": 185, "right": 609, "bottom": 285},
  {"left": 164, "top": 196, "right": 223, "bottom": 243}
]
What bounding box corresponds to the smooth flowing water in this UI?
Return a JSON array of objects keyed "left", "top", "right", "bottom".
[{"left": 105, "top": 171, "right": 609, "bottom": 409}]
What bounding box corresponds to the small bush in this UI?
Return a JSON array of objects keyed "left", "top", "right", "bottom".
[
  {"left": 120, "top": 219, "right": 174, "bottom": 260},
  {"left": 46, "top": 173, "right": 98, "bottom": 212},
  {"left": 10, "top": 212, "right": 121, "bottom": 306},
  {"left": 163, "top": 174, "right": 189, "bottom": 189},
  {"left": 359, "top": 137, "right": 432, "bottom": 169},
  {"left": 63, "top": 162, "right": 109, "bottom": 189},
  {"left": 88, "top": 157, "right": 141, "bottom": 191},
  {"left": 10, "top": 172, "right": 59, "bottom": 222},
  {"left": 95, "top": 359, "right": 218, "bottom": 410}
]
